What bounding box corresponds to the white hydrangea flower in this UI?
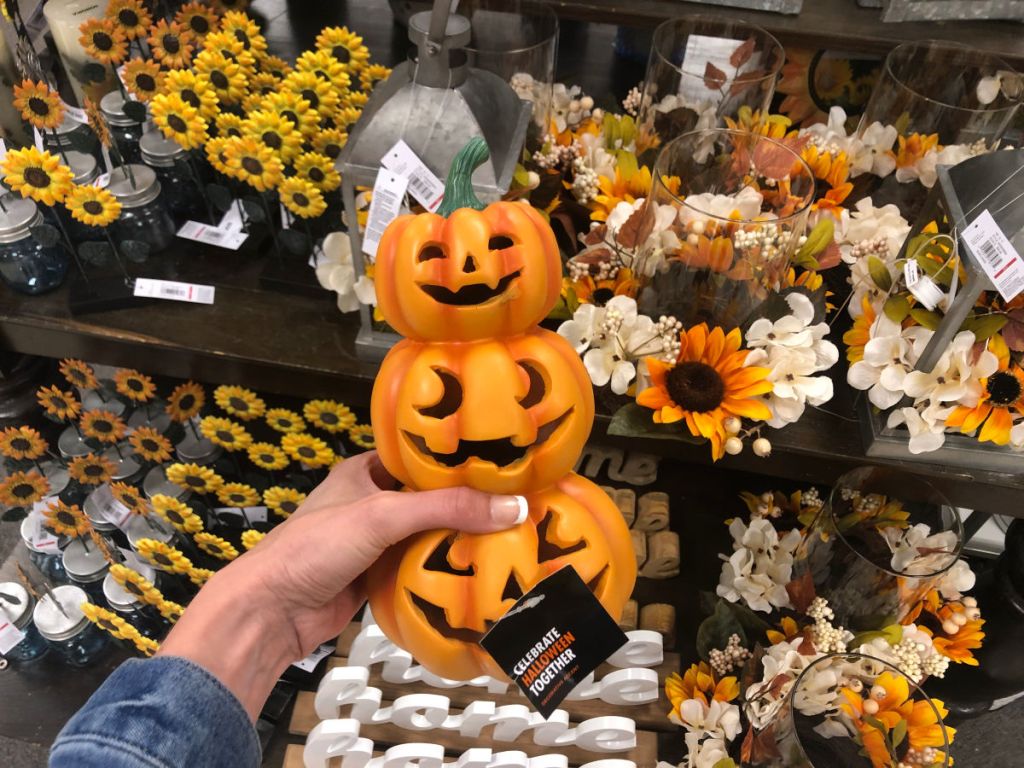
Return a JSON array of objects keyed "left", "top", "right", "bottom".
[
  {"left": 717, "top": 518, "right": 802, "bottom": 613},
  {"left": 841, "top": 199, "right": 911, "bottom": 261},
  {"left": 683, "top": 734, "right": 732, "bottom": 768},
  {"left": 677, "top": 185, "right": 764, "bottom": 228},
  {"left": 846, "top": 318, "right": 917, "bottom": 409},
  {"left": 852, "top": 121, "right": 899, "bottom": 178},
  {"left": 316, "top": 231, "right": 362, "bottom": 313},
  {"left": 903, "top": 331, "right": 997, "bottom": 406},
  {"left": 882, "top": 524, "right": 960, "bottom": 576},
  {"left": 886, "top": 403, "right": 956, "bottom": 454},
  {"left": 745, "top": 639, "right": 823, "bottom": 729},
  {"left": 557, "top": 303, "right": 606, "bottom": 353},
  {"left": 678, "top": 698, "right": 742, "bottom": 741},
  {"left": 935, "top": 558, "right": 976, "bottom": 599}
]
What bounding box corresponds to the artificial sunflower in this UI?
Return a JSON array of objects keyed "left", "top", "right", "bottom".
[
  {"left": 133, "top": 635, "right": 161, "bottom": 657},
  {"left": 843, "top": 296, "right": 877, "bottom": 364},
  {"left": 947, "top": 334, "right": 1024, "bottom": 445},
  {"left": 569, "top": 267, "right": 639, "bottom": 306},
  {"left": 293, "top": 151, "right": 340, "bottom": 192},
  {"left": 242, "top": 110, "right": 303, "bottom": 162},
  {"left": 284, "top": 70, "right": 341, "bottom": 117},
  {"left": 0, "top": 425, "right": 47, "bottom": 460},
  {"left": 84, "top": 96, "right": 112, "bottom": 148},
  {"left": 247, "top": 71, "right": 279, "bottom": 99},
  {"left": 281, "top": 432, "right": 335, "bottom": 467},
  {"left": 63, "top": 184, "right": 121, "bottom": 227},
  {"left": 148, "top": 19, "right": 195, "bottom": 69},
  {"left": 152, "top": 494, "right": 204, "bottom": 534},
  {"left": 79, "top": 18, "right": 129, "bottom": 65},
  {"left": 194, "top": 49, "right": 248, "bottom": 103},
  {"left": 296, "top": 49, "right": 351, "bottom": 91},
  {"left": 896, "top": 133, "right": 941, "bottom": 172},
  {"left": 135, "top": 538, "right": 193, "bottom": 573},
  {"left": 151, "top": 93, "right": 209, "bottom": 151},
  {"left": 163, "top": 69, "right": 220, "bottom": 119},
  {"left": 348, "top": 424, "right": 374, "bottom": 450},
  {"left": 216, "top": 482, "right": 260, "bottom": 508},
  {"left": 109, "top": 563, "right": 163, "bottom": 604},
  {"left": 60, "top": 359, "right": 98, "bottom": 389},
  {"left": 37, "top": 385, "right": 81, "bottom": 421},
  {"left": 210, "top": 0, "right": 250, "bottom": 13},
  {"left": 194, "top": 532, "right": 239, "bottom": 560},
  {"left": 13, "top": 80, "right": 64, "bottom": 130},
  {"left": 261, "top": 90, "right": 320, "bottom": 136},
  {"left": 129, "top": 427, "right": 173, "bottom": 463},
  {"left": 2, "top": 146, "right": 74, "bottom": 206},
  {"left": 188, "top": 566, "right": 215, "bottom": 586},
  {"left": 265, "top": 408, "right": 306, "bottom": 434},
  {"left": 256, "top": 53, "right": 292, "bottom": 80},
  {"left": 213, "top": 384, "right": 265, "bottom": 421},
  {"left": 315, "top": 26, "right": 370, "bottom": 73},
  {"left": 637, "top": 324, "right": 773, "bottom": 461},
  {"left": 166, "top": 462, "right": 224, "bottom": 494},
  {"left": 590, "top": 165, "right": 660, "bottom": 222},
  {"left": 360, "top": 63, "right": 391, "bottom": 92},
  {"left": 278, "top": 177, "right": 326, "bottom": 219},
  {"left": 241, "top": 529, "right": 265, "bottom": 550},
  {"left": 203, "top": 29, "right": 257, "bottom": 73},
  {"left": 313, "top": 127, "right": 347, "bottom": 160},
  {"left": 107, "top": 0, "right": 151, "bottom": 39},
  {"left": 344, "top": 91, "right": 369, "bottom": 110},
  {"left": 166, "top": 381, "right": 205, "bottom": 422},
  {"left": 113, "top": 368, "right": 156, "bottom": 403},
  {"left": 157, "top": 599, "right": 185, "bottom": 623},
  {"left": 81, "top": 603, "right": 134, "bottom": 640},
  {"left": 80, "top": 409, "right": 127, "bottom": 444},
  {"left": 666, "top": 662, "right": 739, "bottom": 724},
  {"left": 200, "top": 416, "right": 252, "bottom": 452},
  {"left": 110, "top": 481, "right": 151, "bottom": 516},
  {"left": 222, "top": 135, "right": 283, "bottom": 191},
  {"left": 247, "top": 442, "right": 289, "bottom": 471},
  {"left": 122, "top": 59, "right": 163, "bottom": 102},
  {"left": 303, "top": 400, "right": 355, "bottom": 433},
  {"left": 68, "top": 453, "right": 116, "bottom": 486},
  {"left": 219, "top": 10, "right": 267, "bottom": 55},
  {"left": 332, "top": 105, "right": 362, "bottom": 133},
  {"left": 215, "top": 111, "right": 245, "bottom": 138},
  {"left": 206, "top": 136, "right": 232, "bottom": 175},
  {"left": 0, "top": 470, "right": 50, "bottom": 508},
  {"left": 42, "top": 500, "right": 89, "bottom": 538},
  {"left": 263, "top": 486, "right": 306, "bottom": 518},
  {"left": 175, "top": 1, "right": 219, "bottom": 39}
]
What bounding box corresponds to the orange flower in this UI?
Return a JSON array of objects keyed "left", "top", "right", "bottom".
[
  {"left": 765, "top": 615, "right": 801, "bottom": 645},
  {"left": 665, "top": 662, "right": 739, "bottom": 719},
  {"left": 843, "top": 295, "right": 877, "bottom": 363},
  {"left": 0, "top": 426, "right": 47, "bottom": 460},
  {"left": 636, "top": 324, "right": 772, "bottom": 460},
  {"left": 80, "top": 409, "right": 127, "bottom": 444},
  {"left": 931, "top": 618, "right": 985, "bottom": 665},
  {"left": 568, "top": 268, "right": 639, "bottom": 306},
  {"left": 895, "top": 133, "right": 940, "bottom": 169},
  {"left": 946, "top": 335, "right": 1024, "bottom": 445},
  {"left": 60, "top": 359, "right": 98, "bottom": 389}
]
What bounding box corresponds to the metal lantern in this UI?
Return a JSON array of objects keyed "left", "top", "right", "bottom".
[{"left": 339, "top": 0, "right": 532, "bottom": 359}]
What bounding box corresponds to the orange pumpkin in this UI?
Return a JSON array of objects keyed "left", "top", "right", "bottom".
[
  {"left": 371, "top": 327, "right": 594, "bottom": 494},
  {"left": 366, "top": 472, "right": 636, "bottom": 681},
  {"left": 374, "top": 138, "right": 562, "bottom": 342}
]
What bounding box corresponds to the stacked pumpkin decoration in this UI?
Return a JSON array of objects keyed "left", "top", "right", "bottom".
[{"left": 367, "top": 138, "right": 636, "bottom": 681}]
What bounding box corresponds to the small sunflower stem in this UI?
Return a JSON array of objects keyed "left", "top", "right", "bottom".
[
  {"left": 301, "top": 218, "right": 317, "bottom": 263},
  {"left": 112, "top": 442, "right": 124, "bottom": 460},
  {"left": 81, "top": 534, "right": 91, "bottom": 553},
  {"left": 33, "top": 459, "right": 45, "bottom": 476},
  {"left": 0, "top": 196, "right": 7, "bottom": 213},
  {"left": 187, "top": 418, "right": 201, "bottom": 441},
  {"left": 257, "top": 193, "right": 284, "bottom": 260},
  {"left": 48, "top": 127, "right": 71, "bottom": 167},
  {"left": 228, "top": 450, "right": 243, "bottom": 478},
  {"left": 73, "top": 422, "right": 84, "bottom": 439},
  {"left": 102, "top": 229, "right": 133, "bottom": 285},
  {"left": 49, "top": 209, "right": 92, "bottom": 287},
  {"left": 186, "top": 154, "right": 216, "bottom": 224}
]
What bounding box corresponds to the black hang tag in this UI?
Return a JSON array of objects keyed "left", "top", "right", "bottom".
[{"left": 479, "top": 565, "right": 627, "bottom": 719}]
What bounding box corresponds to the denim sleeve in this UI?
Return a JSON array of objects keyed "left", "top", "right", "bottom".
[{"left": 50, "top": 656, "right": 261, "bottom": 768}]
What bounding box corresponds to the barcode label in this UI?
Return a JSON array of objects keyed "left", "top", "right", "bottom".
[
  {"left": 134, "top": 277, "right": 216, "bottom": 305},
  {"left": 28, "top": 501, "right": 62, "bottom": 554},
  {"left": 62, "top": 102, "right": 88, "bottom": 124},
  {"left": 177, "top": 220, "right": 247, "bottom": 250},
  {"left": 362, "top": 170, "right": 409, "bottom": 258},
  {"left": 0, "top": 620, "right": 26, "bottom": 655},
  {"left": 380, "top": 139, "right": 445, "bottom": 211},
  {"left": 91, "top": 483, "right": 133, "bottom": 529},
  {"left": 962, "top": 209, "right": 1024, "bottom": 302}
]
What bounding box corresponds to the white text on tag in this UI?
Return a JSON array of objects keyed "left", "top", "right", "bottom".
[
  {"left": 177, "top": 220, "right": 247, "bottom": 250},
  {"left": 362, "top": 170, "right": 409, "bottom": 258}
]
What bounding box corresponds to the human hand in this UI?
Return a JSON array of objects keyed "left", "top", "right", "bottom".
[{"left": 157, "top": 452, "right": 527, "bottom": 718}]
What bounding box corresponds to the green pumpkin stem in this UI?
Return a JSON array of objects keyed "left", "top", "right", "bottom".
[{"left": 436, "top": 137, "right": 489, "bottom": 217}]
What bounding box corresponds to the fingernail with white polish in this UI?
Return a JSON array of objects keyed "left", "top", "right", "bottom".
[{"left": 491, "top": 495, "right": 529, "bottom": 526}]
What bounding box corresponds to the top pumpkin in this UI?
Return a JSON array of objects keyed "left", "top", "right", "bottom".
[{"left": 374, "top": 138, "right": 561, "bottom": 342}]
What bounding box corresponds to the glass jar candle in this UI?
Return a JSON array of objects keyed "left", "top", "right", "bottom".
[
  {"left": 107, "top": 165, "right": 176, "bottom": 254},
  {"left": 100, "top": 92, "right": 146, "bottom": 165},
  {"left": 32, "top": 584, "right": 108, "bottom": 667},
  {"left": 20, "top": 514, "right": 69, "bottom": 584},
  {"left": 62, "top": 538, "right": 111, "bottom": 601},
  {"left": 0, "top": 195, "right": 71, "bottom": 294},
  {"left": 102, "top": 569, "right": 164, "bottom": 638},
  {"left": 140, "top": 130, "right": 208, "bottom": 226},
  {"left": 0, "top": 582, "right": 50, "bottom": 663}
]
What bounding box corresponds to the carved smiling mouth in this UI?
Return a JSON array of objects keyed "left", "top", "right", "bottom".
[
  {"left": 418, "top": 270, "right": 521, "bottom": 306},
  {"left": 405, "top": 408, "right": 572, "bottom": 468}
]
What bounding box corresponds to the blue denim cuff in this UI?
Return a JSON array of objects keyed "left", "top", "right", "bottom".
[{"left": 50, "top": 656, "right": 260, "bottom": 768}]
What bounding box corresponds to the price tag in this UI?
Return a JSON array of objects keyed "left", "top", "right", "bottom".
[
  {"left": 28, "top": 502, "right": 62, "bottom": 554},
  {"left": 218, "top": 206, "right": 246, "bottom": 233},
  {"left": 94, "top": 172, "right": 111, "bottom": 189},
  {"left": 62, "top": 102, "right": 89, "bottom": 124},
  {"left": 962, "top": 209, "right": 1024, "bottom": 302},
  {"left": 134, "top": 277, "right": 216, "bottom": 305},
  {"left": 291, "top": 643, "right": 336, "bottom": 672},
  {"left": 92, "top": 483, "right": 133, "bottom": 529},
  {"left": 0, "top": 620, "right": 26, "bottom": 656},
  {"left": 177, "top": 220, "right": 248, "bottom": 250},
  {"left": 361, "top": 170, "right": 409, "bottom": 258},
  {"left": 903, "top": 261, "right": 944, "bottom": 311},
  {"left": 33, "top": 127, "right": 44, "bottom": 150},
  {"left": 380, "top": 139, "right": 445, "bottom": 212},
  {"left": 480, "top": 566, "right": 627, "bottom": 718},
  {"left": 117, "top": 547, "right": 151, "bottom": 573},
  {"left": 213, "top": 506, "right": 269, "bottom": 524}
]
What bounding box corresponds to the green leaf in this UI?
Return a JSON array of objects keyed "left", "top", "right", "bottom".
[
  {"left": 615, "top": 149, "right": 638, "bottom": 180},
  {"left": 607, "top": 402, "right": 703, "bottom": 444},
  {"left": 122, "top": 100, "right": 147, "bottom": 123},
  {"left": 713, "top": 760, "right": 738, "bottom": 768},
  {"left": 863, "top": 714, "right": 888, "bottom": 734},
  {"left": 120, "top": 239, "right": 150, "bottom": 263},
  {"left": 723, "top": 599, "right": 773, "bottom": 639},
  {"left": 30, "top": 223, "right": 61, "bottom": 248},
  {"left": 79, "top": 241, "right": 113, "bottom": 267},
  {"left": 891, "top": 718, "right": 907, "bottom": 749},
  {"left": 1, "top": 506, "right": 28, "bottom": 522},
  {"left": 883, "top": 295, "right": 911, "bottom": 324},
  {"left": 868, "top": 255, "right": 892, "bottom": 292},
  {"left": 512, "top": 163, "right": 530, "bottom": 188},
  {"left": 961, "top": 313, "right": 1008, "bottom": 342},
  {"left": 851, "top": 624, "right": 903, "bottom": 648},
  {"left": 241, "top": 198, "right": 265, "bottom": 223},
  {"left": 696, "top": 600, "right": 747, "bottom": 660},
  {"left": 796, "top": 218, "right": 834, "bottom": 262},
  {"left": 206, "top": 183, "right": 233, "bottom": 212},
  {"left": 909, "top": 308, "right": 943, "bottom": 330}
]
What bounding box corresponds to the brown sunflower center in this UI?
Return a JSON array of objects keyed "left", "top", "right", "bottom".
[
  {"left": 229, "top": 493, "right": 246, "bottom": 505},
  {"left": 28, "top": 97, "right": 50, "bottom": 116},
  {"left": 280, "top": 500, "right": 297, "bottom": 513},
  {"left": 308, "top": 167, "right": 325, "bottom": 183},
  {"left": 189, "top": 15, "right": 209, "bottom": 34},
  {"left": 184, "top": 475, "right": 205, "bottom": 488},
  {"left": 127, "top": 378, "right": 143, "bottom": 392},
  {"left": 241, "top": 157, "right": 263, "bottom": 176},
  {"left": 56, "top": 510, "right": 77, "bottom": 526},
  {"left": 49, "top": 396, "right": 67, "bottom": 410},
  {"left": 210, "top": 71, "right": 229, "bottom": 90},
  {"left": 83, "top": 200, "right": 104, "bottom": 215},
  {"left": 323, "top": 143, "right": 341, "bottom": 159},
  {"left": 276, "top": 418, "right": 292, "bottom": 428},
  {"left": 665, "top": 361, "right": 725, "bottom": 414},
  {"left": 13, "top": 483, "right": 34, "bottom": 499},
  {"left": 24, "top": 167, "right": 52, "bottom": 188},
  {"left": 259, "top": 453, "right": 274, "bottom": 464},
  {"left": 125, "top": 581, "right": 144, "bottom": 596},
  {"left": 154, "top": 552, "right": 173, "bottom": 566},
  {"left": 178, "top": 393, "right": 196, "bottom": 411},
  {"left": 282, "top": 110, "right": 299, "bottom": 126},
  {"left": 229, "top": 397, "right": 249, "bottom": 412},
  {"left": 92, "top": 420, "right": 113, "bottom": 433},
  {"left": 98, "top": 617, "right": 118, "bottom": 631},
  {"left": 166, "top": 508, "right": 184, "bottom": 524},
  {"left": 93, "top": 32, "right": 114, "bottom": 51},
  {"left": 332, "top": 46, "right": 351, "bottom": 63},
  {"left": 293, "top": 192, "right": 309, "bottom": 207},
  {"left": 141, "top": 438, "right": 159, "bottom": 452},
  {"left": 300, "top": 89, "right": 319, "bottom": 109},
  {"left": 168, "top": 114, "right": 188, "bottom": 133},
  {"left": 297, "top": 446, "right": 316, "bottom": 459},
  {"left": 121, "top": 494, "right": 139, "bottom": 508},
  {"left": 319, "top": 411, "right": 338, "bottom": 425},
  {"left": 136, "top": 73, "right": 156, "bottom": 91},
  {"left": 118, "top": 9, "right": 138, "bottom": 26},
  {"left": 233, "top": 29, "right": 250, "bottom": 49},
  {"left": 204, "top": 542, "right": 223, "bottom": 554},
  {"left": 592, "top": 287, "right": 615, "bottom": 306},
  {"left": 11, "top": 437, "right": 30, "bottom": 451},
  {"left": 987, "top": 371, "right": 1021, "bottom": 406},
  {"left": 84, "top": 464, "right": 105, "bottom": 477},
  {"left": 162, "top": 34, "right": 180, "bottom": 54},
  {"left": 256, "top": 128, "right": 281, "bottom": 149},
  {"left": 216, "top": 429, "right": 235, "bottom": 444},
  {"left": 181, "top": 89, "right": 200, "bottom": 109}
]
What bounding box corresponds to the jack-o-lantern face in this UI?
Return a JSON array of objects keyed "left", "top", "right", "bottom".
[
  {"left": 372, "top": 329, "right": 594, "bottom": 494},
  {"left": 367, "top": 473, "right": 636, "bottom": 681},
  {"left": 374, "top": 202, "right": 561, "bottom": 342}
]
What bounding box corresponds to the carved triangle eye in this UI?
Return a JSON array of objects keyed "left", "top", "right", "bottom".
[
  {"left": 423, "top": 535, "right": 474, "bottom": 576},
  {"left": 535, "top": 508, "right": 587, "bottom": 562},
  {"left": 501, "top": 572, "right": 524, "bottom": 602}
]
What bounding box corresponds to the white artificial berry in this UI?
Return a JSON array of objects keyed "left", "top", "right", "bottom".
[
  {"left": 725, "top": 436, "right": 743, "bottom": 455},
  {"left": 580, "top": 96, "right": 594, "bottom": 111},
  {"left": 952, "top": 612, "right": 967, "bottom": 627},
  {"left": 847, "top": 678, "right": 863, "bottom": 693},
  {"left": 962, "top": 596, "right": 977, "bottom": 608},
  {"left": 687, "top": 233, "right": 699, "bottom": 247},
  {"left": 752, "top": 437, "right": 772, "bottom": 457},
  {"left": 526, "top": 171, "right": 540, "bottom": 189},
  {"left": 862, "top": 699, "right": 879, "bottom": 715},
  {"left": 942, "top": 620, "right": 959, "bottom": 635},
  {"left": 723, "top": 416, "right": 742, "bottom": 435}
]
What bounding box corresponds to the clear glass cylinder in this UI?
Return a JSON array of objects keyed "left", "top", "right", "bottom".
[
  {"left": 32, "top": 584, "right": 109, "bottom": 668},
  {"left": 635, "top": 128, "right": 815, "bottom": 330},
  {"left": 20, "top": 515, "right": 69, "bottom": 585},
  {"left": 635, "top": 17, "right": 784, "bottom": 160},
  {"left": 0, "top": 197, "right": 70, "bottom": 295},
  {"left": 795, "top": 467, "right": 964, "bottom": 633},
  {"left": 0, "top": 582, "right": 50, "bottom": 663}
]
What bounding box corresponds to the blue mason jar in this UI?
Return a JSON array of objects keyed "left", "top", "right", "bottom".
[
  {"left": 44, "top": 113, "right": 102, "bottom": 168},
  {"left": 0, "top": 195, "right": 70, "bottom": 294},
  {"left": 62, "top": 538, "right": 111, "bottom": 602},
  {"left": 100, "top": 92, "right": 146, "bottom": 166},
  {"left": 32, "top": 584, "right": 108, "bottom": 668},
  {"left": 107, "top": 165, "right": 176, "bottom": 254},
  {"left": 140, "top": 131, "right": 208, "bottom": 226},
  {"left": 20, "top": 512, "right": 70, "bottom": 585},
  {"left": 0, "top": 582, "right": 50, "bottom": 663}
]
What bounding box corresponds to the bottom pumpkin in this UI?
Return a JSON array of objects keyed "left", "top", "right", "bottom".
[{"left": 366, "top": 472, "right": 637, "bottom": 682}]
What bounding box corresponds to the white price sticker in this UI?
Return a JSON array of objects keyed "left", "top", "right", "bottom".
[
  {"left": 903, "top": 260, "right": 945, "bottom": 311},
  {"left": 213, "top": 506, "right": 269, "bottom": 524},
  {"left": 33, "top": 127, "right": 44, "bottom": 151},
  {"left": 62, "top": 102, "right": 89, "bottom": 124},
  {"left": 0, "top": 620, "right": 27, "bottom": 655},
  {"left": 291, "top": 643, "right": 336, "bottom": 672},
  {"left": 94, "top": 172, "right": 111, "bottom": 189},
  {"left": 28, "top": 502, "right": 62, "bottom": 554},
  {"left": 134, "top": 277, "right": 216, "bottom": 305},
  {"left": 177, "top": 220, "right": 248, "bottom": 250},
  {"left": 361, "top": 170, "right": 409, "bottom": 258},
  {"left": 380, "top": 139, "right": 445, "bottom": 212},
  {"left": 217, "top": 206, "right": 246, "bottom": 233},
  {"left": 92, "top": 483, "right": 133, "bottom": 529},
  {"left": 962, "top": 209, "right": 1024, "bottom": 302}
]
